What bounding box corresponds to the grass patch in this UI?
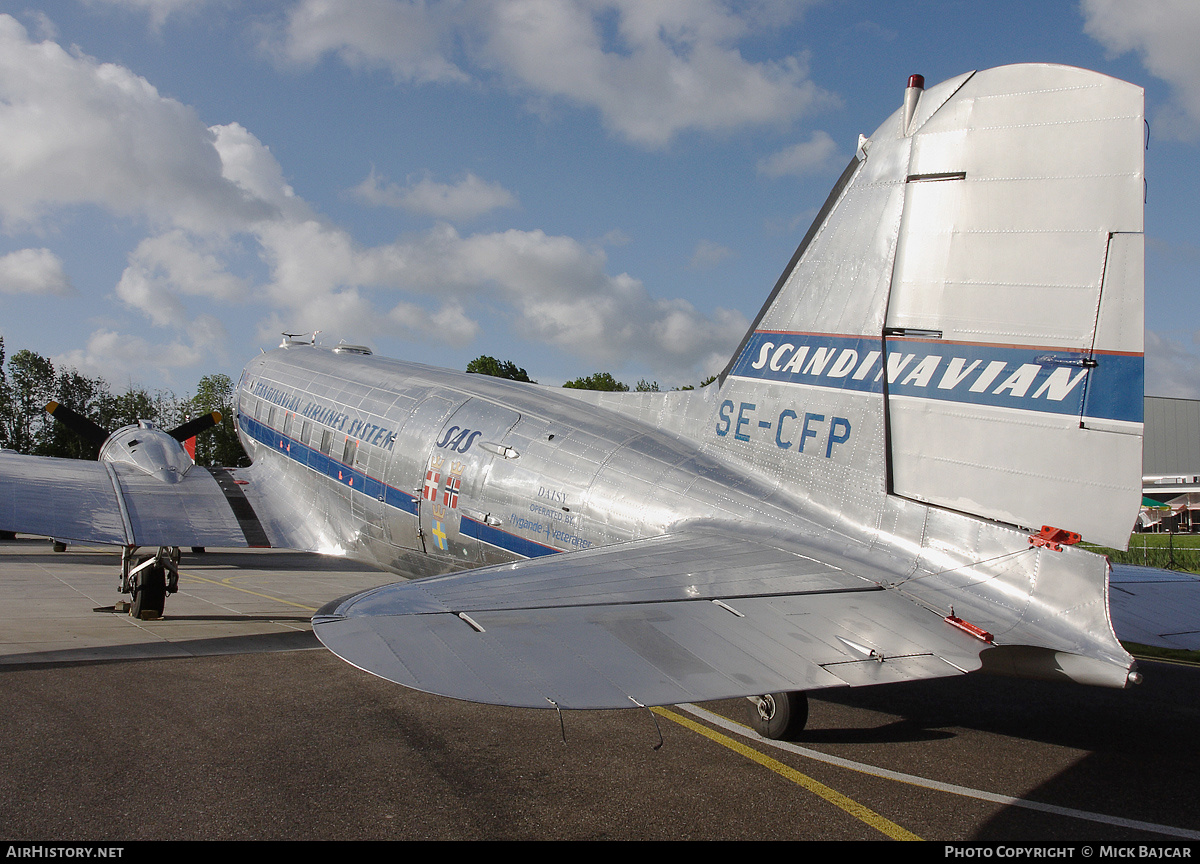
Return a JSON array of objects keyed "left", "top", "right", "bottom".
[
  {"left": 1121, "top": 642, "right": 1200, "bottom": 666},
  {"left": 1080, "top": 533, "right": 1200, "bottom": 572}
]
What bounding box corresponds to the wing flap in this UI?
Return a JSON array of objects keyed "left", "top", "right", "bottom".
[
  {"left": 112, "top": 463, "right": 255, "bottom": 547},
  {"left": 345, "top": 524, "right": 885, "bottom": 615},
  {"left": 315, "top": 529, "right": 988, "bottom": 708}
]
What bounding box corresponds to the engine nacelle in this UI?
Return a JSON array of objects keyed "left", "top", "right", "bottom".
[{"left": 98, "top": 421, "right": 194, "bottom": 484}]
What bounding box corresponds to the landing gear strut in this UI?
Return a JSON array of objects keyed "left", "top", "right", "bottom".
[
  {"left": 747, "top": 691, "right": 808, "bottom": 740},
  {"left": 120, "top": 546, "right": 180, "bottom": 620}
]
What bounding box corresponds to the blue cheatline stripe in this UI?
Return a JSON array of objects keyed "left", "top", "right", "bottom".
[
  {"left": 460, "top": 516, "right": 559, "bottom": 558},
  {"left": 730, "top": 331, "right": 1143, "bottom": 424},
  {"left": 239, "top": 413, "right": 561, "bottom": 560},
  {"left": 240, "top": 413, "right": 418, "bottom": 515}
]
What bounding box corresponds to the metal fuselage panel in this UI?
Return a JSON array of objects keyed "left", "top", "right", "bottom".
[{"left": 233, "top": 345, "right": 804, "bottom": 577}]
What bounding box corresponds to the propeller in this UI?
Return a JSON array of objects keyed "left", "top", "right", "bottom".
[
  {"left": 44, "top": 401, "right": 109, "bottom": 448},
  {"left": 166, "top": 411, "right": 222, "bottom": 443},
  {"left": 44, "top": 403, "right": 223, "bottom": 448}
]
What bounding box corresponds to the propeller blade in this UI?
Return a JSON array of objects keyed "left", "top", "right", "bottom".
[
  {"left": 44, "top": 401, "right": 111, "bottom": 448},
  {"left": 168, "top": 410, "right": 222, "bottom": 443}
]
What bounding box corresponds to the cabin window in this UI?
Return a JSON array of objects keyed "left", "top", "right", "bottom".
[
  {"left": 282, "top": 412, "right": 293, "bottom": 438},
  {"left": 301, "top": 420, "right": 312, "bottom": 446},
  {"left": 320, "top": 429, "right": 332, "bottom": 456},
  {"left": 342, "top": 437, "right": 357, "bottom": 466},
  {"left": 267, "top": 406, "right": 276, "bottom": 429}
]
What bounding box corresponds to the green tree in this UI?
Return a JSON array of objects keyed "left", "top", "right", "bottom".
[
  {"left": 562, "top": 372, "right": 629, "bottom": 392},
  {"left": 635, "top": 379, "right": 659, "bottom": 392},
  {"left": 466, "top": 355, "right": 534, "bottom": 383},
  {"left": 38, "top": 369, "right": 109, "bottom": 459},
  {"left": 185, "top": 374, "right": 249, "bottom": 467},
  {"left": 674, "top": 374, "right": 718, "bottom": 392},
  {"left": 1, "top": 349, "right": 56, "bottom": 454},
  {"left": 98, "top": 386, "right": 157, "bottom": 432}
]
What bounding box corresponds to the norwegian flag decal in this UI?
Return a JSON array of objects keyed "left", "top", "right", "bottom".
[{"left": 442, "top": 475, "right": 461, "bottom": 509}]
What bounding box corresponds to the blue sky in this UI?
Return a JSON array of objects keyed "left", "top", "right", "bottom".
[{"left": 1, "top": 0, "right": 1198, "bottom": 397}]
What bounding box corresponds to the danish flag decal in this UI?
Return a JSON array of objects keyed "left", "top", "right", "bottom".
[{"left": 422, "top": 456, "right": 443, "bottom": 502}]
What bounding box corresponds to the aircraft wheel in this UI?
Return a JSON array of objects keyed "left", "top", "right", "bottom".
[
  {"left": 747, "top": 691, "right": 808, "bottom": 740},
  {"left": 52, "top": 541, "right": 66, "bottom": 552},
  {"left": 129, "top": 558, "right": 166, "bottom": 620},
  {"left": 191, "top": 547, "right": 206, "bottom": 554}
]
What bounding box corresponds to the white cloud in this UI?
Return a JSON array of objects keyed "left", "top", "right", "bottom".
[
  {"left": 688, "top": 239, "right": 735, "bottom": 270},
  {"left": 250, "top": 217, "right": 747, "bottom": 372},
  {"left": 22, "top": 10, "right": 58, "bottom": 40},
  {"left": 374, "top": 223, "right": 749, "bottom": 370},
  {"left": 268, "top": 0, "right": 469, "bottom": 83},
  {"left": 479, "top": 0, "right": 826, "bottom": 146},
  {"left": 1082, "top": 0, "right": 1200, "bottom": 139},
  {"left": 0, "top": 15, "right": 268, "bottom": 232},
  {"left": 388, "top": 299, "right": 479, "bottom": 346},
  {"left": 270, "top": 0, "right": 829, "bottom": 148},
  {"left": 352, "top": 170, "right": 517, "bottom": 220},
  {"left": 116, "top": 231, "right": 246, "bottom": 329},
  {"left": 756, "top": 129, "right": 838, "bottom": 177},
  {"left": 0, "top": 248, "right": 73, "bottom": 295},
  {"left": 53, "top": 328, "right": 208, "bottom": 385},
  {"left": 1146, "top": 330, "right": 1200, "bottom": 399},
  {"left": 4, "top": 14, "right": 746, "bottom": 380},
  {"left": 211, "top": 123, "right": 308, "bottom": 222},
  {"left": 82, "top": 1, "right": 213, "bottom": 29}
]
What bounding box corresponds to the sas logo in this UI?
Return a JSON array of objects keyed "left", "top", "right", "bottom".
[{"left": 436, "top": 426, "right": 482, "bottom": 453}]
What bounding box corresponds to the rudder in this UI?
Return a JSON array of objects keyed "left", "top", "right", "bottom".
[{"left": 714, "top": 65, "right": 1144, "bottom": 548}]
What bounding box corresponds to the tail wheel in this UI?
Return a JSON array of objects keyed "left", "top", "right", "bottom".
[
  {"left": 129, "top": 557, "right": 167, "bottom": 620},
  {"left": 747, "top": 691, "right": 809, "bottom": 740}
]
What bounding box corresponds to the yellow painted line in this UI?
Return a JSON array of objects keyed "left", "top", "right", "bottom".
[
  {"left": 177, "top": 571, "right": 319, "bottom": 612},
  {"left": 652, "top": 706, "right": 922, "bottom": 841}
]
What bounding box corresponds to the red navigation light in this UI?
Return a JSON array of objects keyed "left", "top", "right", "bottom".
[{"left": 908, "top": 74, "right": 925, "bottom": 89}]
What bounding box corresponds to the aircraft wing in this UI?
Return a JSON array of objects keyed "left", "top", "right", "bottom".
[
  {"left": 1109, "top": 564, "right": 1200, "bottom": 651},
  {"left": 313, "top": 524, "right": 991, "bottom": 709},
  {"left": 0, "top": 450, "right": 266, "bottom": 548}
]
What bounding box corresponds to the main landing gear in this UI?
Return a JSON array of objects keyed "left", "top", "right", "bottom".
[
  {"left": 120, "top": 546, "right": 181, "bottom": 620},
  {"left": 747, "top": 691, "right": 809, "bottom": 740}
]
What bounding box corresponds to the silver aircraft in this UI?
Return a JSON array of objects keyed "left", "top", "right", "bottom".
[{"left": 0, "top": 65, "right": 1154, "bottom": 738}]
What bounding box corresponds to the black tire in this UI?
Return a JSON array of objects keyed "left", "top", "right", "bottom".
[
  {"left": 747, "top": 691, "right": 808, "bottom": 740},
  {"left": 52, "top": 541, "right": 66, "bottom": 552},
  {"left": 191, "top": 547, "right": 206, "bottom": 554},
  {"left": 129, "top": 558, "right": 166, "bottom": 620}
]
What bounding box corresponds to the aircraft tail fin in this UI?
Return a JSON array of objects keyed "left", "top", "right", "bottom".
[{"left": 715, "top": 65, "right": 1144, "bottom": 548}]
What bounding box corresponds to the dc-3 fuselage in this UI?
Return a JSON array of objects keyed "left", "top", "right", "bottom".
[
  {"left": 237, "top": 344, "right": 829, "bottom": 579},
  {"left": 2, "top": 65, "right": 1164, "bottom": 732}
]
